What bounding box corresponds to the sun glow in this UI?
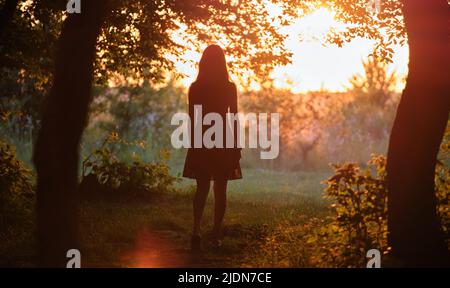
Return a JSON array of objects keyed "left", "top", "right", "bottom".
[
  {"left": 271, "top": 7, "right": 408, "bottom": 93},
  {"left": 172, "top": 6, "right": 408, "bottom": 93}
]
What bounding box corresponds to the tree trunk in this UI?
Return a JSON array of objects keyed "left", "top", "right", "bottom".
[
  {"left": 387, "top": 0, "right": 450, "bottom": 266},
  {"left": 0, "top": 0, "right": 19, "bottom": 39},
  {"left": 33, "top": 1, "right": 108, "bottom": 267}
]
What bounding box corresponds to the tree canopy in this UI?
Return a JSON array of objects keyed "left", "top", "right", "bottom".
[{"left": 1, "top": 0, "right": 409, "bottom": 87}]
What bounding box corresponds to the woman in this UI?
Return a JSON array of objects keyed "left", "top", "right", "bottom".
[{"left": 183, "top": 44, "right": 242, "bottom": 252}]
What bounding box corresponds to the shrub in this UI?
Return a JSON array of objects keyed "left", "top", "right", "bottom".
[
  {"left": 308, "top": 141, "right": 450, "bottom": 267},
  {"left": 313, "top": 155, "right": 389, "bottom": 267},
  {"left": 436, "top": 123, "right": 450, "bottom": 238},
  {"left": 0, "top": 139, "right": 34, "bottom": 235},
  {"left": 80, "top": 133, "right": 177, "bottom": 200},
  {"left": 249, "top": 123, "right": 450, "bottom": 267}
]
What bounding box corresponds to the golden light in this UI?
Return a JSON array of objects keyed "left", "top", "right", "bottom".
[{"left": 171, "top": 6, "right": 408, "bottom": 93}]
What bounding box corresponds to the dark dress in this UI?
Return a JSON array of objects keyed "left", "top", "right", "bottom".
[{"left": 182, "top": 81, "right": 242, "bottom": 181}]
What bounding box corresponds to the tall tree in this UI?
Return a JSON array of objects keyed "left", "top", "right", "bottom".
[
  {"left": 327, "top": 0, "right": 449, "bottom": 265},
  {"left": 386, "top": 0, "right": 450, "bottom": 266},
  {"left": 33, "top": 0, "right": 109, "bottom": 267},
  {"left": 30, "top": 0, "right": 294, "bottom": 267}
]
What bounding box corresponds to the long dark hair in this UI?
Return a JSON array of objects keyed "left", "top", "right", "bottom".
[{"left": 196, "top": 44, "right": 229, "bottom": 84}]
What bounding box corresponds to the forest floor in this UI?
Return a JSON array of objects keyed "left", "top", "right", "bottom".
[
  {"left": 0, "top": 169, "right": 330, "bottom": 267},
  {"left": 80, "top": 169, "right": 330, "bottom": 267}
]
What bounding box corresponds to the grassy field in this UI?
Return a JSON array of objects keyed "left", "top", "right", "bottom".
[
  {"left": 0, "top": 168, "right": 332, "bottom": 267},
  {"left": 79, "top": 168, "right": 331, "bottom": 267}
]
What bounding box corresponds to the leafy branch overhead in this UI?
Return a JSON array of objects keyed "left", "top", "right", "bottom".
[
  {"left": 96, "top": 0, "right": 406, "bottom": 81},
  {"left": 2, "top": 0, "right": 407, "bottom": 90}
]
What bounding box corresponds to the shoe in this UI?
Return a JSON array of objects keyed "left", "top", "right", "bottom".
[{"left": 191, "top": 234, "right": 202, "bottom": 253}]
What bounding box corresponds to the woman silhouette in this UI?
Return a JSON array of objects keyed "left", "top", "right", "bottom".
[{"left": 183, "top": 44, "right": 242, "bottom": 252}]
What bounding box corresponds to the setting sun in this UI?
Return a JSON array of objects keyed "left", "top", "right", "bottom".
[{"left": 173, "top": 6, "right": 408, "bottom": 93}]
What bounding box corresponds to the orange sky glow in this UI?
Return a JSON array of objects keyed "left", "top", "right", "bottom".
[{"left": 171, "top": 7, "right": 409, "bottom": 93}]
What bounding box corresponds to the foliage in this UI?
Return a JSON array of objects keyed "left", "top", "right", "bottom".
[
  {"left": 2, "top": 0, "right": 408, "bottom": 97},
  {"left": 1, "top": 0, "right": 410, "bottom": 148},
  {"left": 20, "top": 0, "right": 296, "bottom": 85},
  {"left": 321, "top": 55, "right": 400, "bottom": 164},
  {"left": 315, "top": 155, "right": 389, "bottom": 267},
  {"left": 274, "top": 0, "right": 406, "bottom": 62},
  {"left": 0, "top": 139, "right": 34, "bottom": 235},
  {"left": 251, "top": 124, "right": 450, "bottom": 267},
  {"left": 241, "top": 83, "right": 342, "bottom": 169},
  {"left": 436, "top": 122, "right": 450, "bottom": 237},
  {"left": 80, "top": 133, "right": 177, "bottom": 200},
  {"left": 94, "top": 0, "right": 295, "bottom": 83},
  {"left": 315, "top": 142, "right": 449, "bottom": 267},
  {"left": 240, "top": 57, "right": 400, "bottom": 170},
  {"left": 0, "top": 0, "right": 298, "bottom": 142},
  {"left": 249, "top": 155, "right": 388, "bottom": 267},
  {"left": 0, "top": 0, "right": 60, "bottom": 130},
  {"left": 89, "top": 79, "right": 185, "bottom": 149},
  {"left": 347, "top": 54, "right": 399, "bottom": 107},
  {"left": 327, "top": 0, "right": 406, "bottom": 62}
]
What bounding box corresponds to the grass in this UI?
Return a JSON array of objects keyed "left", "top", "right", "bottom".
[
  {"left": 0, "top": 168, "right": 331, "bottom": 267},
  {"left": 79, "top": 168, "right": 330, "bottom": 267}
]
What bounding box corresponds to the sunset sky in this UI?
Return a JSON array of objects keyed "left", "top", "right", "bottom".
[{"left": 173, "top": 7, "right": 409, "bottom": 93}]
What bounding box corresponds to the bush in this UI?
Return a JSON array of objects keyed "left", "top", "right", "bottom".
[
  {"left": 313, "top": 155, "right": 389, "bottom": 267},
  {"left": 80, "top": 133, "right": 177, "bottom": 200},
  {"left": 436, "top": 123, "right": 450, "bottom": 237},
  {"left": 316, "top": 145, "right": 449, "bottom": 267},
  {"left": 0, "top": 139, "right": 34, "bottom": 236},
  {"left": 249, "top": 123, "right": 450, "bottom": 267}
]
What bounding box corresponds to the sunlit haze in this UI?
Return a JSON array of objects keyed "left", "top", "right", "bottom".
[{"left": 173, "top": 7, "right": 408, "bottom": 93}]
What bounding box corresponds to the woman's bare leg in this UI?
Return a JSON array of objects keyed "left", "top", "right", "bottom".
[
  {"left": 193, "top": 179, "right": 210, "bottom": 236},
  {"left": 213, "top": 179, "right": 228, "bottom": 238}
]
